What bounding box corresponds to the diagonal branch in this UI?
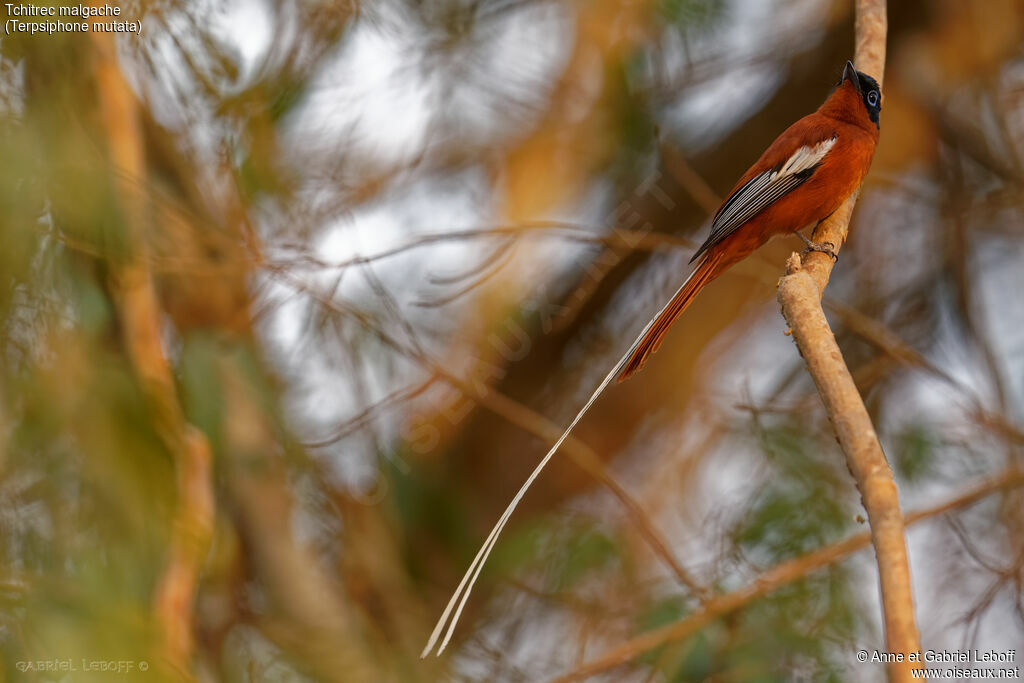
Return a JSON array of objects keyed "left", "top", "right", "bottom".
[{"left": 776, "top": 3, "right": 923, "bottom": 682}]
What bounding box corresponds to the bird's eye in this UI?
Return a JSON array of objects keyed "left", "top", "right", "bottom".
[{"left": 867, "top": 91, "right": 879, "bottom": 107}]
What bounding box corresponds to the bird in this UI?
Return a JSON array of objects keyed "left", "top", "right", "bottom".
[
  {"left": 619, "top": 60, "right": 881, "bottom": 380},
  {"left": 421, "top": 60, "right": 882, "bottom": 657}
]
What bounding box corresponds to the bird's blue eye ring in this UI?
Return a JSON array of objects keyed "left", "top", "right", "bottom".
[{"left": 867, "top": 91, "right": 879, "bottom": 107}]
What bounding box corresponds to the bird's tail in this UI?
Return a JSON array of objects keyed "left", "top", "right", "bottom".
[
  {"left": 421, "top": 251, "right": 721, "bottom": 658},
  {"left": 617, "top": 250, "right": 723, "bottom": 382}
]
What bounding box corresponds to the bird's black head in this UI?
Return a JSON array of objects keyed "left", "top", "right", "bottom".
[{"left": 839, "top": 60, "right": 881, "bottom": 128}]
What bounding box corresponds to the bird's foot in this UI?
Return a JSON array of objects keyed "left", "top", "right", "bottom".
[{"left": 797, "top": 232, "right": 838, "bottom": 261}]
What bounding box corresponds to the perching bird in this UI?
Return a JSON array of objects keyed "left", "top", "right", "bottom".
[
  {"left": 619, "top": 60, "right": 881, "bottom": 380},
  {"left": 422, "top": 60, "right": 882, "bottom": 657}
]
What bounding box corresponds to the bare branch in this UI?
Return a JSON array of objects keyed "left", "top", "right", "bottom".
[{"left": 775, "top": 3, "right": 922, "bottom": 681}]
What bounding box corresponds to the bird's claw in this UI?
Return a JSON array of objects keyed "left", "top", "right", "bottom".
[{"left": 797, "top": 233, "right": 838, "bottom": 261}]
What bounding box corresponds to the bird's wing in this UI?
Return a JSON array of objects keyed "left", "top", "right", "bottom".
[{"left": 691, "top": 136, "right": 838, "bottom": 262}]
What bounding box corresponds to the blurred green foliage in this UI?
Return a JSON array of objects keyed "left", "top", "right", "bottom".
[
  {"left": 739, "top": 421, "right": 854, "bottom": 560},
  {"left": 891, "top": 424, "right": 937, "bottom": 484}
]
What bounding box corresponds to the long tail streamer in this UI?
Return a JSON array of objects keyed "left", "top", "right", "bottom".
[{"left": 421, "top": 257, "right": 708, "bottom": 658}]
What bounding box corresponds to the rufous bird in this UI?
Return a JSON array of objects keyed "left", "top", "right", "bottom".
[{"left": 422, "top": 60, "right": 882, "bottom": 657}]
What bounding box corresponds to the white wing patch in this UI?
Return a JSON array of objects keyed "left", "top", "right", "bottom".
[
  {"left": 776, "top": 136, "right": 837, "bottom": 177},
  {"left": 693, "top": 136, "right": 837, "bottom": 260}
]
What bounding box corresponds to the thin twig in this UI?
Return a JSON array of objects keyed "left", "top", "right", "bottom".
[
  {"left": 303, "top": 375, "right": 439, "bottom": 448},
  {"left": 268, "top": 223, "right": 695, "bottom": 274}
]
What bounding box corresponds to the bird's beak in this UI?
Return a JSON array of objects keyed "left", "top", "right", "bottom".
[{"left": 842, "top": 60, "right": 862, "bottom": 94}]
